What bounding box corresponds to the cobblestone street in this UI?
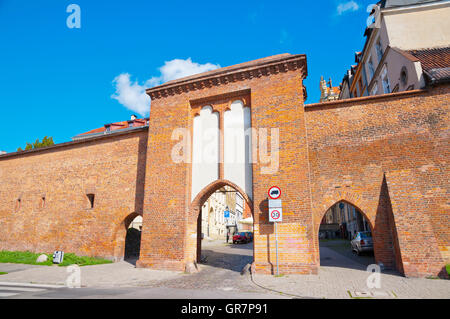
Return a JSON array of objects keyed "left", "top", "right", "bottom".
[
  {"left": 252, "top": 240, "right": 450, "bottom": 299},
  {"left": 150, "top": 240, "right": 263, "bottom": 293}
]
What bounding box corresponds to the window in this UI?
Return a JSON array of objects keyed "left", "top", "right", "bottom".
[
  {"left": 375, "top": 38, "right": 383, "bottom": 62},
  {"left": 371, "top": 82, "right": 378, "bottom": 96},
  {"left": 87, "top": 193, "right": 95, "bottom": 209},
  {"left": 400, "top": 66, "right": 408, "bottom": 87},
  {"left": 40, "top": 196, "right": 46, "bottom": 209},
  {"left": 367, "top": 56, "right": 375, "bottom": 81},
  {"left": 381, "top": 65, "right": 390, "bottom": 94},
  {"left": 15, "top": 198, "right": 21, "bottom": 212}
]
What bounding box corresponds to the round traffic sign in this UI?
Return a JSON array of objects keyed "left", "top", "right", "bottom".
[
  {"left": 268, "top": 186, "right": 281, "bottom": 199},
  {"left": 270, "top": 209, "right": 281, "bottom": 220}
]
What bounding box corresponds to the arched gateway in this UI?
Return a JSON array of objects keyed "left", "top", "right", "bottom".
[
  {"left": 136, "top": 54, "right": 316, "bottom": 274},
  {"left": 134, "top": 54, "right": 448, "bottom": 278}
]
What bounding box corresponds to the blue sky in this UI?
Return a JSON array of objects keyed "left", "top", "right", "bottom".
[{"left": 0, "top": 0, "right": 374, "bottom": 152}]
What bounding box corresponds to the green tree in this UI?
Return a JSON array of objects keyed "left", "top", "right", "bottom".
[{"left": 17, "top": 136, "right": 54, "bottom": 152}]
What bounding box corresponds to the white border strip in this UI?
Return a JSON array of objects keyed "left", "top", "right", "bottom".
[{"left": 0, "top": 282, "right": 65, "bottom": 289}]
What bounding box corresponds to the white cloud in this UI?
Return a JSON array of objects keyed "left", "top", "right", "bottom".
[
  {"left": 111, "top": 73, "right": 150, "bottom": 116},
  {"left": 337, "top": 1, "right": 359, "bottom": 15},
  {"left": 112, "top": 58, "right": 220, "bottom": 116}
]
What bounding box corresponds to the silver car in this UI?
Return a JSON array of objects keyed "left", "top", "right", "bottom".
[{"left": 351, "top": 231, "right": 373, "bottom": 255}]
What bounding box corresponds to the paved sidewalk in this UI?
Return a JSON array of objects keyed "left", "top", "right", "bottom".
[
  {"left": 1, "top": 241, "right": 448, "bottom": 299},
  {"left": 0, "top": 261, "right": 181, "bottom": 288},
  {"left": 252, "top": 246, "right": 450, "bottom": 299}
]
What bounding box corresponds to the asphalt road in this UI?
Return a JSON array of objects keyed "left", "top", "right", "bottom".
[{"left": 1, "top": 241, "right": 287, "bottom": 299}]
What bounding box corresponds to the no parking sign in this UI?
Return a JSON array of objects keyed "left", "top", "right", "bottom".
[{"left": 268, "top": 186, "right": 282, "bottom": 222}]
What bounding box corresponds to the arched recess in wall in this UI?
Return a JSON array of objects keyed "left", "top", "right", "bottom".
[
  {"left": 191, "top": 105, "right": 219, "bottom": 201},
  {"left": 315, "top": 200, "right": 376, "bottom": 269},
  {"left": 113, "top": 212, "right": 141, "bottom": 261},
  {"left": 223, "top": 100, "right": 253, "bottom": 199},
  {"left": 188, "top": 179, "right": 254, "bottom": 264}
]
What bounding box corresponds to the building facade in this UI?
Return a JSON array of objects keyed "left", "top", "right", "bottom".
[
  {"left": 320, "top": 202, "right": 370, "bottom": 240},
  {"left": 200, "top": 186, "right": 239, "bottom": 241},
  {"left": 319, "top": 76, "right": 340, "bottom": 102},
  {"left": 0, "top": 53, "right": 448, "bottom": 278},
  {"left": 339, "top": 0, "right": 450, "bottom": 99}
]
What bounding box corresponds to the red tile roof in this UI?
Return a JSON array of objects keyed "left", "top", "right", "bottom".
[
  {"left": 407, "top": 47, "right": 450, "bottom": 71},
  {"left": 79, "top": 118, "right": 148, "bottom": 136}
]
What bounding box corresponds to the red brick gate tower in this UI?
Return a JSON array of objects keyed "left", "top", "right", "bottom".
[
  {"left": 135, "top": 53, "right": 449, "bottom": 278},
  {"left": 136, "top": 54, "right": 317, "bottom": 274}
]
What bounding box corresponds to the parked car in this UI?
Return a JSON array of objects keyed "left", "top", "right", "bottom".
[
  {"left": 233, "top": 232, "right": 252, "bottom": 244},
  {"left": 351, "top": 231, "right": 373, "bottom": 255},
  {"left": 243, "top": 231, "right": 253, "bottom": 242}
]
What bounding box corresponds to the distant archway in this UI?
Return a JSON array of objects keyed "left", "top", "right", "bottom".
[{"left": 316, "top": 200, "right": 376, "bottom": 270}]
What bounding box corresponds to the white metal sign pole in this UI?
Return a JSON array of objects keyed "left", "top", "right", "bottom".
[
  {"left": 275, "top": 222, "right": 279, "bottom": 276},
  {"left": 268, "top": 186, "right": 282, "bottom": 277}
]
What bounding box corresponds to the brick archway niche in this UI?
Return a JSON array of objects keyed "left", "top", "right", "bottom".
[
  {"left": 315, "top": 200, "right": 379, "bottom": 267},
  {"left": 188, "top": 179, "right": 254, "bottom": 266},
  {"left": 113, "top": 212, "right": 141, "bottom": 262}
]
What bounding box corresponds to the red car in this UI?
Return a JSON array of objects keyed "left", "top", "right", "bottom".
[{"left": 233, "top": 232, "right": 251, "bottom": 244}]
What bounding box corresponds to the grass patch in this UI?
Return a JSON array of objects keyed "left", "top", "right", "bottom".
[
  {"left": 447, "top": 264, "right": 450, "bottom": 277},
  {"left": 0, "top": 272, "right": 7, "bottom": 275},
  {"left": 274, "top": 274, "right": 285, "bottom": 277},
  {"left": 0, "top": 251, "right": 112, "bottom": 267}
]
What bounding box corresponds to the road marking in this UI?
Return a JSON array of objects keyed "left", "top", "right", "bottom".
[
  {"left": 0, "top": 292, "right": 19, "bottom": 297},
  {"left": 0, "top": 287, "right": 45, "bottom": 292},
  {"left": 0, "top": 282, "right": 64, "bottom": 289}
]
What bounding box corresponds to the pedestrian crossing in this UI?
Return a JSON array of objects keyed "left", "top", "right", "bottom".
[{"left": 0, "top": 282, "right": 65, "bottom": 298}]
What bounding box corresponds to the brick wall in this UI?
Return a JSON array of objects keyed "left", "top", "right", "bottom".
[
  {"left": 0, "top": 55, "right": 447, "bottom": 278},
  {"left": 304, "top": 85, "right": 450, "bottom": 277},
  {"left": 0, "top": 130, "right": 148, "bottom": 260}
]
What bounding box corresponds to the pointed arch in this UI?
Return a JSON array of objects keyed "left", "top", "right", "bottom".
[
  {"left": 186, "top": 179, "right": 254, "bottom": 264},
  {"left": 190, "top": 179, "right": 253, "bottom": 213},
  {"left": 112, "top": 212, "right": 141, "bottom": 261}
]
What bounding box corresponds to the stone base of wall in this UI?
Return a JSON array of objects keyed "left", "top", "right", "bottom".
[
  {"left": 253, "top": 262, "right": 318, "bottom": 275},
  {"left": 136, "top": 258, "right": 185, "bottom": 272},
  {"left": 402, "top": 263, "right": 449, "bottom": 279}
]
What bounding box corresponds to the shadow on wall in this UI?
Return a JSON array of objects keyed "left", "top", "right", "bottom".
[
  {"left": 374, "top": 174, "right": 403, "bottom": 274},
  {"left": 258, "top": 198, "right": 275, "bottom": 274},
  {"left": 134, "top": 133, "right": 148, "bottom": 215}
]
